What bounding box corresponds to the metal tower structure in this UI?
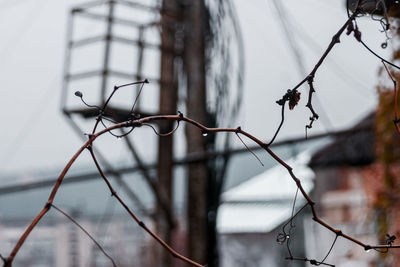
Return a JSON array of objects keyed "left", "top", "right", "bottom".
[
  {"left": 61, "top": 0, "right": 179, "bottom": 121},
  {"left": 60, "top": 2, "right": 182, "bottom": 266},
  {"left": 60, "top": 1, "right": 226, "bottom": 266}
]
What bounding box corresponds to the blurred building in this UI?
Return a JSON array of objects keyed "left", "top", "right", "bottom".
[
  {"left": 0, "top": 147, "right": 315, "bottom": 267},
  {"left": 309, "top": 109, "right": 400, "bottom": 266},
  {"left": 0, "top": 213, "right": 153, "bottom": 267},
  {"left": 218, "top": 152, "right": 314, "bottom": 267}
]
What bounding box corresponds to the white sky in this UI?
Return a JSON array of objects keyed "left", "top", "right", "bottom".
[{"left": 0, "top": 0, "right": 392, "bottom": 176}]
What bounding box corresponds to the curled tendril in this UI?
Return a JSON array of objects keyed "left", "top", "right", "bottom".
[
  {"left": 371, "top": 0, "right": 390, "bottom": 30},
  {"left": 276, "top": 233, "right": 290, "bottom": 244},
  {"left": 75, "top": 80, "right": 149, "bottom": 139},
  {"left": 346, "top": 0, "right": 400, "bottom": 70},
  {"left": 74, "top": 91, "right": 101, "bottom": 110},
  {"left": 101, "top": 116, "right": 118, "bottom": 124},
  {"left": 276, "top": 201, "right": 309, "bottom": 258},
  {"left": 142, "top": 121, "right": 180, "bottom": 137},
  {"left": 276, "top": 188, "right": 302, "bottom": 258},
  {"left": 369, "top": 0, "right": 392, "bottom": 49},
  {"left": 99, "top": 118, "right": 136, "bottom": 139},
  {"left": 371, "top": 233, "right": 398, "bottom": 253},
  {"left": 99, "top": 119, "right": 121, "bottom": 138},
  {"left": 373, "top": 247, "right": 389, "bottom": 253}
]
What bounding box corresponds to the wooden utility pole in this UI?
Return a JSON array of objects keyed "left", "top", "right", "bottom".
[
  {"left": 155, "top": 0, "right": 179, "bottom": 266},
  {"left": 184, "top": 0, "right": 209, "bottom": 264}
]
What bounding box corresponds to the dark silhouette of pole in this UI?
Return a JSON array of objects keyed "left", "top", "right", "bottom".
[
  {"left": 154, "top": 0, "right": 179, "bottom": 266},
  {"left": 183, "top": 0, "right": 209, "bottom": 264}
]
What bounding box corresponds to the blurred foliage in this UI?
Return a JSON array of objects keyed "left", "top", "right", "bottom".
[{"left": 374, "top": 65, "right": 400, "bottom": 255}]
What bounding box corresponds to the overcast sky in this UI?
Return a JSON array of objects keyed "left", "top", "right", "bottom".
[{"left": 0, "top": 0, "right": 392, "bottom": 178}]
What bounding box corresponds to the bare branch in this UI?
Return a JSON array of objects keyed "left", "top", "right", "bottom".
[{"left": 382, "top": 60, "right": 400, "bottom": 135}]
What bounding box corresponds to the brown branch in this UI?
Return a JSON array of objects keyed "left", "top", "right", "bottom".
[
  {"left": 382, "top": 60, "right": 400, "bottom": 135},
  {"left": 270, "top": 11, "right": 358, "bottom": 145},
  {"left": 305, "top": 76, "right": 319, "bottom": 137},
  {"left": 65, "top": 114, "right": 148, "bottom": 214},
  {"left": 292, "top": 11, "right": 358, "bottom": 92},
  {"left": 4, "top": 4, "right": 400, "bottom": 265},
  {"left": 87, "top": 143, "right": 203, "bottom": 267},
  {"left": 127, "top": 115, "right": 400, "bottom": 252},
  {"left": 120, "top": 128, "right": 176, "bottom": 227},
  {"left": 4, "top": 114, "right": 399, "bottom": 266},
  {"left": 4, "top": 141, "right": 89, "bottom": 266}
]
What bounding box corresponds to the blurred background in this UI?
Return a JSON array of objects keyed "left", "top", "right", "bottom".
[{"left": 0, "top": 0, "right": 399, "bottom": 266}]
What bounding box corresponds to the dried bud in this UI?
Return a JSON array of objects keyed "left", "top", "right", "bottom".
[
  {"left": 346, "top": 21, "right": 354, "bottom": 35},
  {"left": 74, "top": 91, "right": 83, "bottom": 98},
  {"left": 289, "top": 90, "right": 301, "bottom": 110},
  {"left": 354, "top": 26, "right": 362, "bottom": 42},
  {"left": 144, "top": 79, "right": 149, "bottom": 84},
  {"left": 386, "top": 234, "right": 396, "bottom": 245}
]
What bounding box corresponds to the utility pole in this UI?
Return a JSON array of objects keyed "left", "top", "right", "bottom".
[
  {"left": 183, "top": 0, "right": 209, "bottom": 264},
  {"left": 154, "top": 0, "right": 179, "bottom": 266}
]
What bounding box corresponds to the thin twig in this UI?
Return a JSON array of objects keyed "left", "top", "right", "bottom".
[
  {"left": 51, "top": 203, "right": 117, "bottom": 267},
  {"left": 268, "top": 101, "right": 286, "bottom": 146},
  {"left": 5, "top": 3, "right": 400, "bottom": 265},
  {"left": 277, "top": 201, "right": 309, "bottom": 258},
  {"left": 87, "top": 144, "right": 203, "bottom": 267},
  {"left": 235, "top": 130, "right": 264, "bottom": 166},
  {"left": 290, "top": 188, "right": 299, "bottom": 228},
  {"left": 91, "top": 80, "right": 148, "bottom": 134},
  {"left": 345, "top": 0, "right": 400, "bottom": 70},
  {"left": 142, "top": 121, "right": 180, "bottom": 137},
  {"left": 305, "top": 76, "right": 319, "bottom": 137},
  {"left": 270, "top": 11, "right": 359, "bottom": 144},
  {"left": 5, "top": 115, "right": 400, "bottom": 267},
  {"left": 318, "top": 235, "right": 339, "bottom": 266},
  {"left": 130, "top": 81, "right": 146, "bottom": 114},
  {"left": 120, "top": 127, "right": 175, "bottom": 227},
  {"left": 286, "top": 256, "right": 335, "bottom": 267}
]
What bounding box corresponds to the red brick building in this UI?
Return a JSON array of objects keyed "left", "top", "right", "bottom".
[{"left": 309, "top": 105, "right": 400, "bottom": 266}]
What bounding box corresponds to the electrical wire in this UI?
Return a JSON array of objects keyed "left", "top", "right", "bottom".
[
  {"left": 282, "top": 4, "right": 372, "bottom": 99},
  {"left": 0, "top": 0, "right": 48, "bottom": 63},
  {"left": 269, "top": 0, "right": 334, "bottom": 131},
  {"left": 0, "top": 74, "right": 59, "bottom": 168}
]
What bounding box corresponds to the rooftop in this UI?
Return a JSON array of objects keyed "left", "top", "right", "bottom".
[{"left": 217, "top": 151, "right": 314, "bottom": 234}]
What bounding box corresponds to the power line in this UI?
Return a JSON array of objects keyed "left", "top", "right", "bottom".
[
  {"left": 0, "top": 0, "right": 48, "bottom": 63},
  {"left": 283, "top": 5, "right": 372, "bottom": 99},
  {"left": 0, "top": 124, "right": 370, "bottom": 195},
  {"left": 0, "top": 0, "right": 34, "bottom": 12},
  {"left": 0, "top": 75, "right": 59, "bottom": 167},
  {"left": 269, "top": 0, "right": 334, "bottom": 131}
]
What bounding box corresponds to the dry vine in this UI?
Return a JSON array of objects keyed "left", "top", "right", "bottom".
[
  {"left": 2, "top": 111, "right": 400, "bottom": 266},
  {"left": 382, "top": 60, "right": 400, "bottom": 135},
  {"left": 2, "top": 2, "right": 400, "bottom": 267}
]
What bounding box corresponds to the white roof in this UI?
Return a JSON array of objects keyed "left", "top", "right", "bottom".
[{"left": 218, "top": 151, "right": 315, "bottom": 234}]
